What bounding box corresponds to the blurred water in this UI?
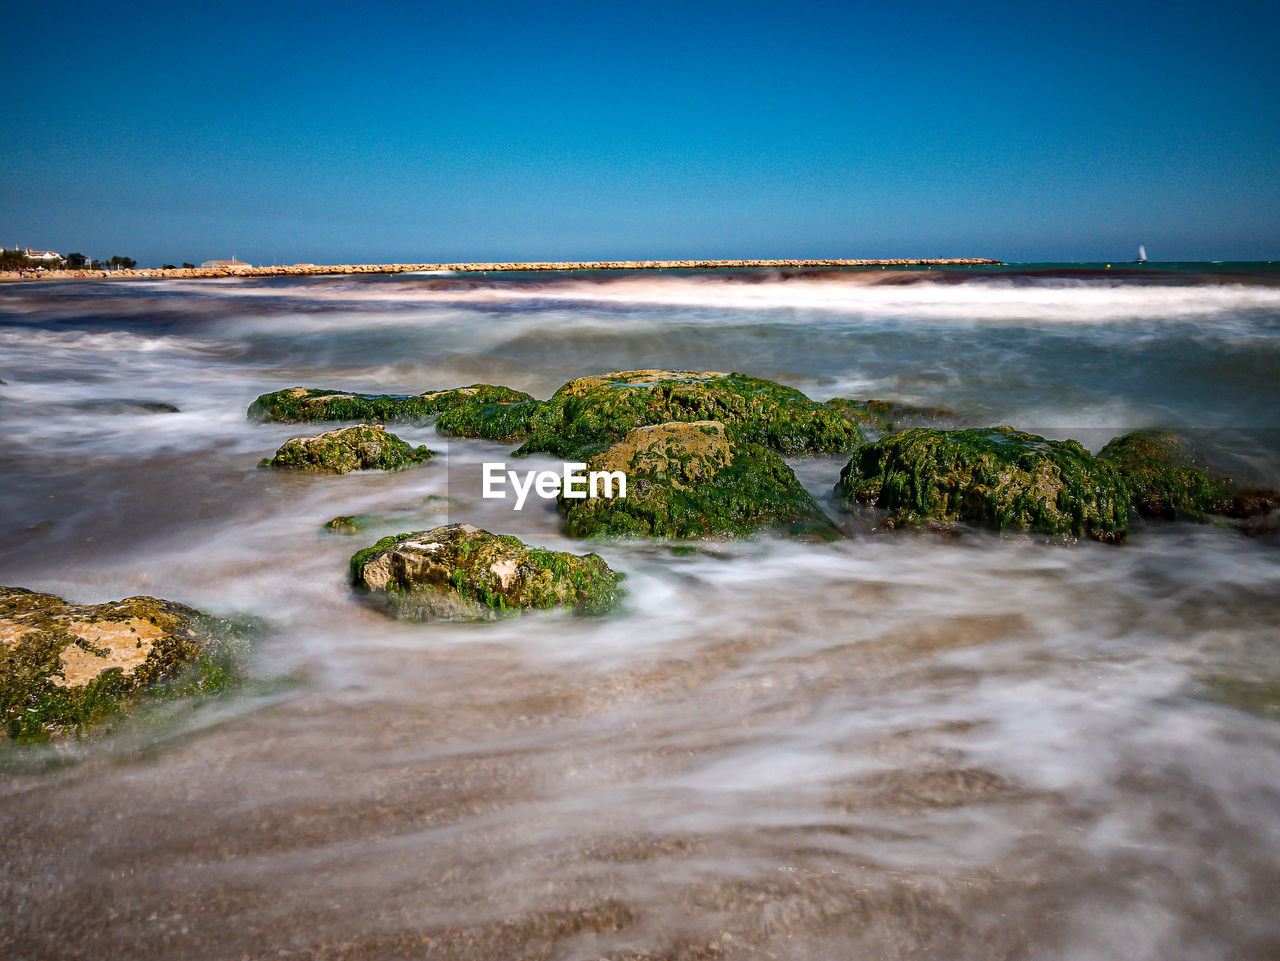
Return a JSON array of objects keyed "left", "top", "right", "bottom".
[{"left": 1, "top": 267, "right": 1279, "bottom": 960}]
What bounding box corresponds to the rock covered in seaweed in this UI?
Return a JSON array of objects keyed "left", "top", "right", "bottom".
[
  {"left": 492, "top": 369, "right": 865, "bottom": 458},
  {"left": 247, "top": 384, "right": 534, "bottom": 424},
  {"left": 823, "top": 397, "right": 960, "bottom": 434},
  {"left": 560, "top": 421, "right": 834, "bottom": 540},
  {"left": 0, "top": 587, "right": 244, "bottom": 740},
  {"left": 837, "top": 426, "right": 1133, "bottom": 542},
  {"left": 1097, "top": 430, "right": 1278, "bottom": 521},
  {"left": 262, "top": 424, "right": 435, "bottom": 474},
  {"left": 349, "top": 524, "right": 623, "bottom": 621},
  {"left": 435, "top": 396, "right": 549, "bottom": 444}
]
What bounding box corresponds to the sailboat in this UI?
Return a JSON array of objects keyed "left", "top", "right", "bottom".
[{"left": 1134, "top": 244, "right": 1148, "bottom": 263}]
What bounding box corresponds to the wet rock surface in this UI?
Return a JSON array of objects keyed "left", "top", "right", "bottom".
[
  {"left": 262, "top": 424, "right": 435, "bottom": 474},
  {"left": 838, "top": 426, "right": 1133, "bottom": 542},
  {"left": 350, "top": 523, "right": 623, "bottom": 621},
  {"left": 0, "top": 586, "right": 243, "bottom": 739},
  {"left": 561, "top": 421, "right": 834, "bottom": 540}
]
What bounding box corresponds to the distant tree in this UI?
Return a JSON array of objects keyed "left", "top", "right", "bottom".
[
  {"left": 161, "top": 263, "right": 176, "bottom": 270},
  {"left": 107, "top": 255, "right": 137, "bottom": 270},
  {"left": 0, "top": 249, "right": 27, "bottom": 269},
  {"left": 66, "top": 252, "right": 87, "bottom": 268},
  {"left": 181, "top": 262, "right": 195, "bottom": 269}
]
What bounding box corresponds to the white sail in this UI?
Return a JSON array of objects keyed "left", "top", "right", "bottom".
[{"left": 1137, "top": 244, "right": 1147, "bottom": 262}]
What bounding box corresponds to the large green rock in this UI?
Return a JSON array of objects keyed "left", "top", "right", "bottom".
[
  {"left": 0, "top": 587, "right": 244, "bottom": 740},
  {"left": 349, "top": 524, "right": 623, "bottom": 621},
  {"left": 1097, "top": 430, "right": 1278, "bottom": 520},
  {"left": 560, "top": 420, "right": 834, "bottom": 540},
  {"left": 261, "top": 424, "right": 435, "bottom": 474},
  {"left": 837, "top": 426, "right": 1133, "bottom": 542},
  {"left": 247, "top": 384, "right": 534, "bottom": 424},
  {"left": 503, "top": 369, "right": 865, "bottom": 458}
]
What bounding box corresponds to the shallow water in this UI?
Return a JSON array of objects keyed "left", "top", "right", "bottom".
[{"left": 2, "top": 266, "right": 1280, "bottom": 960}]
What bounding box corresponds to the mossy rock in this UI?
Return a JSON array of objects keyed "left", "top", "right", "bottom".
[
  {"left": 247, "top": 384, "right": 534, "bottom": 424},
  {"left": 837, "top": 426, "right": 1133, "bottom": 542},
  {"left": 824, "top": 397, "right": 959, "bottom": 433},
  {"left": 0, "top": 586, "right": 246, "bottom": 740},
  {"left": 349, "top": 524, "right": 623, "bottom": 622},
  {"left": 261, "top": 424, "right": 436, "bottom": 474},
  {"left": 560, "top": 421, "right": 834, "bottom": 540},
  {"left": 512, "top": 369, "right": 864, "bottom": 458},
  {"left": 1097, "top": 430, "right": 1278, "bottom": 521},
  {"left": 435, "top": 398, "right": 554, "bottom": 444}
]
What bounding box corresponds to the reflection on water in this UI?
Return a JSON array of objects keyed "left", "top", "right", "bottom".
[{"left": 1, "top": 268, "right": 1279, "bottom": 959}]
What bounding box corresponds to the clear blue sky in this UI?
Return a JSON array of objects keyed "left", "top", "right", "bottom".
[{"left": 3, "top": 0, "right": 1277, "bottom": 265}]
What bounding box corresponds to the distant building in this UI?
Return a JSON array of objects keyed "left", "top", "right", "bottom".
[
  {"left": 200, "top": 258, "right": 252, "bottom": 269},
  {"left": 22, "top": 249, "right": 62, "bottom": 261}
]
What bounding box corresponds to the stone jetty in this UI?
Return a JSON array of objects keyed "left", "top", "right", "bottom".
[{"left": 1, "top": 257, "right": 1002, "bottom": 282}]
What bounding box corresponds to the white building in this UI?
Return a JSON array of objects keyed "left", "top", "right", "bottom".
[
  {"left": 200, "top": 257, "right": 251, "bottom": 269},
  {"left": 11, "top": 248, "right": 62, "bottom": 262}
]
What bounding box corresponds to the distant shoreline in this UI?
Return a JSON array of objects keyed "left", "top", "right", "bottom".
[{"left": 0, "top": 257, "right": 1002, "bottom": 283}]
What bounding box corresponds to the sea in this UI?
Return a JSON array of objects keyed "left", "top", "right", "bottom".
[{"left": 2, "top": 263, "right": 1279, "bottom": 960}]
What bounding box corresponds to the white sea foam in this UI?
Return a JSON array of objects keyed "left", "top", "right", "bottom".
[{"left": 117, "top": 272, "right": 1280, "bottom": 327}]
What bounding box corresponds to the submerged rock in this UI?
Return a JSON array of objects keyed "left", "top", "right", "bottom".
[
  {"left": 70, "top": 399, "right": 181, "bottom": 414},
  {"left": 1097, "top": 430, "right": 1278, "bottom": 521},
  {"left": 505, "top": 369, "right": 864, "bottom": 458},
  {"left": 0, "top": 586, "right": 243, "bottom": 740},
  {"left": 247, "top": 384, "right": 534, "bottom": 424},
  {"left": 350, "top": 524, "right": 623, "bottom": 621},
  {"left": 322, "top": 515, "right": 368, "bottom": 535},
  {"left": 262, "top": 424, "right": 435, "bottom": 474},
  {"left": 561, "top": 421, "right": 834, "bottom": 540},
  {"left": 837, "top": 426, "right": 1133, "bottom": 542},
  {"left": 823, "top": 397, "right": 959, "bottom": 433}
]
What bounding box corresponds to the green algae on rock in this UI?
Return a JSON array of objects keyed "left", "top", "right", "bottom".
[
  {"left": 1097, "top": 430, "right": 1278, "bottom": 521},
  {"left": 512, "top": 369, "right": 865, "bottom": 458},
  {"left": 823, "top": 397, "right": 960, "bottom": 434},
  {"left": 262, "top": 424, "right": 435, "bottom": 474},
  {"left": 247, "top": 384, "right": 534, "bottom": 424},
  {"left": 837, "top": 426, "right": 1133, "bottom": 542},
  {"left": 0, "top": 586, "right": 246, "bottom": 740},
  {"left": 560, "top": 421, "right": 834, "bottom": 540},
  {"left": 350, "top": 523, "right": 623, "bottom": 621},
  {"left": 435, "top": 397, "right": 553, "bottom": 444}
]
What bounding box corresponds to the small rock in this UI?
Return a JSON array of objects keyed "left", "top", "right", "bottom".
[
  {"left": 349, "top": 524, "right": 623, "bottom": 621},
  {"left": 0, "top": 586, "right": 245, "bottom": 740},
  {"left": 261, "top": 424, "right": 435, "bottom": 474}
]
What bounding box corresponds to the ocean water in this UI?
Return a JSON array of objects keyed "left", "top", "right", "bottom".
[{"left": 2, "top": 265, "right": 1279, "bottom": 960}]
